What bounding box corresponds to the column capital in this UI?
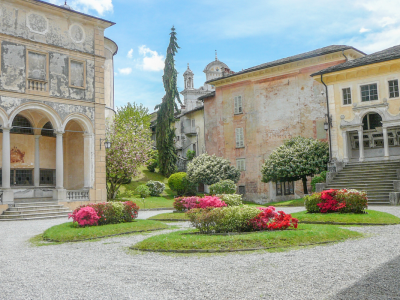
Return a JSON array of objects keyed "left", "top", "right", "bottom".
[
  {"left": 54, "top": 131, "right": 64, "bottom": 136},
  {"left": 1, "top": 126, "right": 12, "bottom": 132},
  {"left": 82, "top": 133, "right": 94, "bottom": 138}
]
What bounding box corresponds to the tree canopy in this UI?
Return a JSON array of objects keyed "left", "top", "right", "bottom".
[
  {"left": 106, "top": 102, "right": 152, "bottom": 200},
  {"left": 261, "top": 137, "right": 329, "bottom": 194},
  {"left": 187, "top": 153, "right": 241, "bottom": 186},
  {"left": 156, "top": 26, "right": 182, "bottom": 177}
]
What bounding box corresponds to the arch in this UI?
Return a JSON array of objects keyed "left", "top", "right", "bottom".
[
  {"left": 362, "top": 112, "right": 382, "bottom": 131},
  {"left": 41, "top": 121, "right": 55, "bottom": 137},
  {"left": 0, "top": 107, "right": 8, "bottom": 127},
  {"left": 359, "top": 109, "right": 385, "bottom": 122},
  {"left": 61, "top": 113, "right": 94, "bottom": 134},
  {"left": 11, "top": 115, "right": 34, "bottom": 135},
  {"left": 8, "top": 102, "right": 62, "bottom": 131}
]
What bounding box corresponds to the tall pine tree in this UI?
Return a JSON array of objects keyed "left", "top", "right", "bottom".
[{"left": 156, "top": 26, "right": 182, "bottom": 177}]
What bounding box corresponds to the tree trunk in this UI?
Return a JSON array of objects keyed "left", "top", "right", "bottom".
[{"left": 302, "top": 176, "right": 308, "bottom": 195}]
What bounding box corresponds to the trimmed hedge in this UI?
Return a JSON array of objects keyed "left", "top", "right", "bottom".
[
  {"left": 217, "top": 194, "right": 243, "bottom": 206},
  {"left": 210, "top": 180, "right": 236, "bottom": 194}
]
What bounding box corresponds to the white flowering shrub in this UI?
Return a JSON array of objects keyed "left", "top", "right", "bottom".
[
  {"left": 261, "top": 137, "right": 329, "bottom": 194},
  {"left": 210, "top": 180, "right": 236, "bottom": 194},
  {"left": 217, "top": 194, "right": 243, "bottom": 206},
  {"left": 187, "top": 154, "right": 241, "bottom": 186},
  {"left": 146, "top": 180, "right": 165, "bottom": 196}
]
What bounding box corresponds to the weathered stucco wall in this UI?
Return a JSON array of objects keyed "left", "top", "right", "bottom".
[
  {"left": 64, "top": 121, "right": 84, "bottom": 190},
  {"left": 0, "top": 0, "right": 95, "bottom": 54},
  {"left": 205, "top": 59, "right": 345, "bottom": 202}
]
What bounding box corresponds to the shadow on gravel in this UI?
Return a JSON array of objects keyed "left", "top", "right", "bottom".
[{"left": 331, "top": 255, "right": 400, "bottom": 300}]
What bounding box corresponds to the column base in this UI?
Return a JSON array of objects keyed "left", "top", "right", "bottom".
[
  {"left": 384, "top": 156, "right": 390, "bottom": 160},
  {"left": 359, "top": 158, "right": 364, "bottom": 162},
  {"left": 53, "top": 189, "right": 66, "bottom": 202},
  {"left": 2, "top": 189, "right": 14, "bottom": 205}
]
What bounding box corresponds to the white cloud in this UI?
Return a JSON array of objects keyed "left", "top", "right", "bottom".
[
  {"left": 118, "top": 68, "right": 132, "bottom": 75},
  {"left": 137, "top": 45, "right": 165, "bottom": 72},
  {"left": 359, "top": 27, "right": 370, "bottom": 33},
  {"left": 48, "top": 0, "right": 113, "bottom": 15},
  {"left": 127, "top": 49, "right": 134, "bottom": 59}
]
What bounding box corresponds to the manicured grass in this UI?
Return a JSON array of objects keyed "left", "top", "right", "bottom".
[
  {"left": 115, "top": 196, "right": 175, "bottom": 209},
  {"left": 41, "top": 220, "right": 170, "bottom": 242},
  {"left": 243, "top": 198, "right": 305, "bottom": 207},
  {"left": 133, "top": 224, "right": 362, "bottom": 252},
  {"left": 292, "top": 210, "right": 400, "bottom": 225},
  {"left": 149, "top": 212, "right": 189, "bottom": 221}
]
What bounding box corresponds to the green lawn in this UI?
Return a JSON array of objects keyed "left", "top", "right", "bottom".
[
  {"left": 292, "top": 210, "right": 400, "bottom": 225},
  {"left": 149, "top": 212, "right": 189, "bottom": 221},
  {"left": 41, "top": 220, "right": 170, "bottom": 243},
  {"left": 116, "top": 196, "right": 175, "bottom": 209},
  {"left": 243, "top": 198, "right": 305, "bottom": 207},
  {"left": 132, "top": 224, "right": 362, "bottom": 252}
]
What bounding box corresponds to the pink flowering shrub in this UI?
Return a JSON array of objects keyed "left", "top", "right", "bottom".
[
  {"left": 70, "top": 206, "right": 100, "bottom": 227},
  {"left": 183, "top": 196, "right": 201, "bottom": 210},
  {"left": 173, "top": 196, "right": 227, "bottom": 211},
  {"left": 196, "top": 196, "right": 227, "bottom": 209},
  {"left": 69, "top": 201, "right": 139, "bottom": 227}
]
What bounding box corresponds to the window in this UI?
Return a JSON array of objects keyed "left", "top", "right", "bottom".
[
  {"left": 41, "top": 121, "right": 55, "bottom": 137},
  {"left": 342, "top": 88, "right": 352, "bottom": 105},
  {"left": 191, "top": 119, "right": 195, "bottom": 129},
  {"left": 26, "top": 50, "right": 48, "bottom": 93},
  {"left": 40, "top": 169, "right": 56, "bottom": 185},
  {"left": 69, "top": 58, "right": 86, "bottom": 89},
  {"left": 363, "top": 113, "right": 382, "bottom": 131},
  {"left": 389, "top": 80, "right": 399, "bottom": 98},
  {"left": 235, "top": 128, "right": 244, "bottom": 148},
  {"left": 238, "top": 185, "right": 246, "bottom": 195},
  {"left": 11, "top": 115, "right": 34, "bottom": 135},
  {"left": 276, "top": 181, "right": 283, "bottom": 196},
  {"left": 234, "top": 96, "right": 243, "bottom": 114},
  {"left": 11, "top": 169, "right": 33, "bottom": 186},
  {"left": 284, "top": 181, "right": 294, "bottom": 195},
  {"left": 236, "top": 159, "right": 246, "bottom": 171},
  {"left": 360, "top": 83, "right": 378, "bottom": 102}
]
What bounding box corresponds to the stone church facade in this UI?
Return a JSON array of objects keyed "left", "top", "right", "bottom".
[
  {"left": 0, "top": 0, "right": 117, "bottom": 213},
  {"left": 204, "top": 46, "right": 365, "bottom": 202}
]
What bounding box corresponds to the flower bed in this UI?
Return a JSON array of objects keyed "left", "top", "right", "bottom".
[
  {"left": 69, "top": 201, "right": 139, "bottom": 227},
  {"left": 173, "top": 196, "right": 227, "bottom": 212},
  {"left": 187, "top": 205, "right": 298, "bottom": 234},
  {"left": 304, "top": 189, "right": 367, "bottom": 214}
]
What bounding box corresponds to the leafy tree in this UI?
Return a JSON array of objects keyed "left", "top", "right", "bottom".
[
  {"left": 186, "top": 150, "right": 196, "bottom": 161},
  {"left": 115, "top": 103, "right": 151, "bottom": 127},
  {"left": 187, "top": 153, "right": 241, "bottom": 186},
  {"left": 106, "top": 103, "right": 152, "bottom": 200},
  {"left": 261, "top": 137, "right": 329, "bottom": 194},
  {"left": 156, "top": 26, "right": 182, "bottom": 177}
]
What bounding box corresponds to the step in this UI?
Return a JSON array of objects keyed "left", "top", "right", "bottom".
[
  {"left": 0, "top": 214, "right": 70, "bottom": 221},
  {"left": 0, "top": 211, "right": 70, "bottom": 220},
  {"left": 14, "top": 197, "right": 54, "bottom": 203},
  {"left": 3, "top": 208, "right": 70, "bottom": 215},
  {"left": 8, "top": 205, "right": 67, "bottom": 211},
  {"left": 14, "top": 202, "right": 60, "bottom": 207}
]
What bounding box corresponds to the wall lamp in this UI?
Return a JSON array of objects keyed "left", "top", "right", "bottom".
[{"left": 100, "top": 138, "right": 111, "bottom": 150}]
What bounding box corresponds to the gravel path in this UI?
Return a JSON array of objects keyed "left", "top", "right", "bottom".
[{"left": 0, "top": 206, "right": 399, "bottom": 300}]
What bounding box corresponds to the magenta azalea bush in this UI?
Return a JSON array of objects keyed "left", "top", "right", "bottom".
[
  {"left": 72, "top": 206, "right": 100, "bottom": 227},
  {"left": 173, "top": 196, "right": 227, "bottom": 211}
]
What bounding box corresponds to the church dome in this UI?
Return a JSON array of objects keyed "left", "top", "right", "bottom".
[
  {"left": 61, "top": 1, "right": 73, "bottom": 10},
  {"left": 203, "top": 60, "right": 229, "bottom": 73}
]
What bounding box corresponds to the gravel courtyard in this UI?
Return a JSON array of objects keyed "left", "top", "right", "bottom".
[{"left": 1, "top": 206, "right": 399, "bottom": 300}]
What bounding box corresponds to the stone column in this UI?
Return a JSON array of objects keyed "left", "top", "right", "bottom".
[
  {"left": 83, "top": 133, "right": 92, "bottom": 189},
  {"left": 383, "top": 127, "right": 390, "bottom": 160},
  {"left": 2, "top": 127, "right": 13, "bottom": 204},
  {"left": 342, "top": 131, "right": 349, "bottom": 162},
  {"left": 53, "top": 131, "right": 66, "bottom": 202},
  {"left": 358, "top": 127, "right": 364, "bottom": 162},
  {"left": 34, "top": 135, "right": 41, "bottom": 187}
]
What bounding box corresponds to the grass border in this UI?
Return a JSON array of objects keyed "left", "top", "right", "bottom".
[
  {"left": 130, "top": 240, "right": 340, "bottom": 253},
  {"left": 42, "top": 227, "right": 169, "bottom": 243},
  {"left": 298, "top": 221, "right": 399, "bottom": 226},
  {"left": 150, "top": 218, "right": 188, "bottom": 222}
]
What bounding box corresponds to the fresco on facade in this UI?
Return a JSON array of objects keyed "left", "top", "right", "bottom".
[{"left": 10, "top": 147, "right": 25, "bottom": 163}]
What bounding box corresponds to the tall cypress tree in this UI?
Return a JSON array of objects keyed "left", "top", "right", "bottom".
[{"left": 156, "top": 26, "right": 182, "bottom": 177}]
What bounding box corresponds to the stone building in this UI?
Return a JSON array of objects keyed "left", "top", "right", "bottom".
[
  {"left": 204, "top": 45, "right": 365, "bottom": 203},
  {"left": 0, "top": 0, "right": 117, "bottom": 215}
]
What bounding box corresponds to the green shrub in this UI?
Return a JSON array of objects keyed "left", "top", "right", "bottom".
[
  {"left": 320, "top": 171, "right": 327, "bottom": 181},
  {"left": 186, "top": 150, "right": 196, "bottom": 161},
  {"left": 210, "top": 179, "right": 236, "bottom": 195},
  {"left": 121, "top": 177, "right": 132, "bottom": 184},
  {"left": 147, "top": 159, "right": 158, "bottom": 172},
  {"left": 168, "top": 172, "right": 196, "bottom": 196},
  {"left": 335, "top": 189, "right": 368, "bottom": 214},
  {"left": 135, "top": 184, "right": 150, "bottom": 198},
  {"left": 217, "top": 194, "right": 243, "bottom": 206},
  {"left": 187, "top": 206, "right": 261, "bottom": 233},
  {"left": 146, "top": 180, "right": 165, "bottom": 196},
  {"left": 311, "top": 175, "right": 325, "bottom": 192},
  {"left": 304, "top": 193, "right": 320, "bottom": 213}
]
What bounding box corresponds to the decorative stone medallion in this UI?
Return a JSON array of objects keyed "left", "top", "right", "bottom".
[
  {"left": 69, "top": 24, "right": 85, "bottom": 43},
  {"left": 26, "top": 12, "right": 48, "bottom": 35}
]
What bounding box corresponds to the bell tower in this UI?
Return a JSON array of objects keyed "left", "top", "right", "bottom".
[{"left": 183, "top": 63, "right": 194, "bottom": 89}]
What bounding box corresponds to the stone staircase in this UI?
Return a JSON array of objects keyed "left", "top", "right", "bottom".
[
  {"left": 325, "top": 160, "right": 400, "bottom": 205},
  {"left": 0, "top": 197, "right": 71, "bottom": 221}
]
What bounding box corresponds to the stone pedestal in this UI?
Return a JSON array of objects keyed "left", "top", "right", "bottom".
[
  {"left": 315, "top": 183, "right": 327, "bottom": 193},
  {"left": 2, "top": 189, "right": 14, "bottom": 204},
  {"left": 393, "top": 180, "right": 400, "bottom": 192},
  {"left": 53, "top": 189, "right": 66, "bottom": 202},
  {"left": 389, "top": 192, "right": 400, "bottom": 205}
]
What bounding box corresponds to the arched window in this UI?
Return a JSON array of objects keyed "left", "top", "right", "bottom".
[
  {"left": 363, "top": 113, "right": 382, "bottom": 131},
  {"left": 41, "top": 121, "right": 55, "bottom": 137},
  {"left": 10, "top": 115, "right": 34, "bottom": 135}
]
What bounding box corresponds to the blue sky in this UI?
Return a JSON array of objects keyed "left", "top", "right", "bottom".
[{"left": 49, "top": 0, "right": 400, "bottom": 112}]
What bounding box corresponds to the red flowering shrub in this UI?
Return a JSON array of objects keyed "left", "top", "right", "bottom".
[
  {"left": 70, "top": 206, "right": 100, "bottom": 227},
  {"left": 173, "top": 197, "right": 186, "bottom": 212},
  {"left": 248, "top": 207, "right": 298, "bottom": 231},
  {"left": 305, "top": 188, "right": 367, "bottom": 214},
  {"left": 267, "top": 211, "right": 298, "bottom": 230},
  {"left": 69, "top": 201, "right": 139, "bottom": 226}
]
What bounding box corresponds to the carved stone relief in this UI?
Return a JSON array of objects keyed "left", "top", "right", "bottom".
[
  {"left": 26, "top": 12, "right": 48, "bottom": 35},
  {"left": 69, "top": 24, "right": 85, "bottom": 43}
]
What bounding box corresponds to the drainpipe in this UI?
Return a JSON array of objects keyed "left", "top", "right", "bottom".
[
  {"left": 321, "top": 74, "right": 333, "bottom": 163},
  {"left": 342, "top": 50, "right": 348, "bottom": 62}
]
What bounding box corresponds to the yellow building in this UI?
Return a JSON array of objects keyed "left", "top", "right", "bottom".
[{"left": 0, "top": 0, "right": 117, "bottom": 216}]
